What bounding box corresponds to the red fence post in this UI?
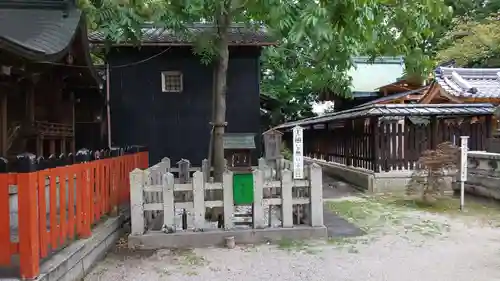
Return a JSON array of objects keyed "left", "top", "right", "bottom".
[
  {"left": 0, "top": 173, "right": 12, "bottom": 265},
  {"left": 80, "top": 166, "right": 92, "bottom": 238},
  {"left": 17, "top": 154, "right": 40, "bottom": 279}
]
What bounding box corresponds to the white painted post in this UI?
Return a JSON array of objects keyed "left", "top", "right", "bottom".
[
  {"left": 222, "top": 170, "right": 234, "bottom": 230},
  {"left": 162, "top": 172, "right": 175, "bottom": 232},
  {"left": 309, "top": 163, "right": 323, "bottom": 226},
  {"left": 293, "top": 126, "right": 304, "bottom": 179},
  {"left": 130, "top": 168, "right": 145, "bottom": 236},
  {"left": 201, "top": 159, "right": 209, "bottom": 183},
  {"left": 281, "top": 169, "right": 293, "bottom": 228},
  {"left": 177, "top": 159, "right": 190, "bottom": 184},
  {"left": 150, "top": 166, "right": 161, "bottom": 217},
  {"left": 252, "top": 168, "right": 265, "bottom": 228},
  {"left": 460, "top": 136, "right": 469, "bottom": 211},
  {"left": 160, "top": 157, "right": 171, "bottom": 173},
  {"left": 192, "top": 171, "right": 205, "bottom": 230},
  {"left": 258, "top": 157, "right": 267, "bottom": 173},
  {"left": 144, "top": 169, "right": 153, "bottom": 224}
]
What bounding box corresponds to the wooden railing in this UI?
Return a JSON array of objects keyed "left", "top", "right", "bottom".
[
  {"left": 35, "top": 121, "right": 73, "bottom": 137},
  {"left": 0, "top": 151, "right": 148, "bottom": 279}
]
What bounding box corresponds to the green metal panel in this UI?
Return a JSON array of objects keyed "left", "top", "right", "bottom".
[{"left": 232, "top": 173, "right": 254, "bottom": 205}]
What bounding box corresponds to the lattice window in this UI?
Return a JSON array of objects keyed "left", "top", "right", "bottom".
[{"left": 161, "top": 71, "right": 183, "bottom": 92}]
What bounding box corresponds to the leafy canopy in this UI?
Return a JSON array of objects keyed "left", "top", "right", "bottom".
[
  {"left": 436, "top": 0, "right": 500, "bottom": 68},
  {"left": 80, "top": 0, "right": 452, "bottom": 123},
  {"left": 437, "top": 14, "right": 500, "bottom": 67}
]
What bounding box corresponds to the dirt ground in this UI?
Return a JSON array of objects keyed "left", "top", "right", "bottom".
[{"left": 85, "top": 195, "right": 500, "bottom": 281}]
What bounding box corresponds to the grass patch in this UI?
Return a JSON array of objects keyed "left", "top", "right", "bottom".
[
  {"left": 326, "top": 197, "right": 451, "bottom": 236},
  {"left": 384, "top": 196, "right": 500, "bottom": 218},
  {"left": 171, "top": 249, "right": 208, "bottom": 267},
  {"left": 277, "top": 238, "right": 309, "bottom": 250},
  {"left": 276, "top": 238, "right": 319, "bottom": 254}
]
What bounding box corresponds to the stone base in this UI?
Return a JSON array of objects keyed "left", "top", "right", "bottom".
[
  {"left": 4, "top": 210, "right": 129, "bottom": 281},
  {"left": 128, "top": 226, "right": 328, "bottom": 249},
  {"left": 487, "top": 137, "right": 500, "bottom": 153}
]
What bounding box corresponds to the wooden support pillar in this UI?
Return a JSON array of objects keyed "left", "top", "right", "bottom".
[
  {"left": 49, "top": 139, "right": 55, "bottom": 155},
  {"left": 61, "top": 138, "right": 66, "bottom": 154},
  {"left": 36, "top": 136, "right": 43, "bottom": 157},
  {"left": 1, "top": 93, "right": 7, "bottom": 156},
  {"left": 71, "top": 92, "right": 76, "bottom": 153},
  {"left": 371, "top": 117, "right": 380, "bottom": 172},
  {"left": 429, "top": 116, "right": 438, "bottom": 150},
  {"left": 26, "top": 79, "right": 36, "bottom": 123},
  {"left": 345, "top": 120, "right": 352, "bottom": 166}
]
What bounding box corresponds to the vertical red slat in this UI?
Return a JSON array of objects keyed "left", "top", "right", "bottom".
[
  {"left": 104, "top": 163, "right": 110, "bottom": 213},
  {"left": 89, "top": 164, "right": 96, "bottom": 225},
  {"left": 37, "top": 171, "right": 48, "bottom": 258},
  {"left": 0, "top": 174, "right": 11, "bottom": 265},
  {"left": 75, "top": 165, "right": 83, "bottom": 236},
  {"left": 99, "top": 162, "right": 106, "bottom": 216},
  {"left": 59, "top": 168, "right": 67, "bottom": 245},
  {"left": 81, "top": 165, "right": 92, "bottom": 238},
  {"left": 49, "top": 170, "right": 58, "bottom": 250},
  {"left": 18, "top": 172, "right": 40, "bottom": 279},
  {"left": 121, "top": 158, "right": 126, "bottom": 204},
  {"left": 94, "top": 162, "right": 101, "bottom": 221},
  {"left": 67, "top": 167, "right": 75, "bottom": 240}
]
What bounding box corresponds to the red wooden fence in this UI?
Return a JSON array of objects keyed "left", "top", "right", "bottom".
[{"left": 0, "top": 151, "right": 148, "bottom": 279}]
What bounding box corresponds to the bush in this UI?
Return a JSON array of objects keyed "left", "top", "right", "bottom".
[
  {"left": 281, "top": 146, "right": 292, "bottom": 160},
  {"left": 406, "top": 142, "right": 459, "bottom": 203}
]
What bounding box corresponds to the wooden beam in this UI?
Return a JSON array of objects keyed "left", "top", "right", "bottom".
[
  {"left": 419, "top": 82, "right": 440, "bottom": 104},
  {"left": 37, "top": 136, "right": 43, "bottom": 157},
  {"left": 61, "top": 138, "right": 66, "bottom": 155},
  {"left": 26, "top": 79, "right": 36, "bottom": 123},
  {"left": 462, "top": 97, "right": 500, "bottom": 104},
  {"left": 49, "top": 139, "right": 55, "bottom": 155},
  {"left": 1, "top": 93, "right": 6, "bottom": 156}
]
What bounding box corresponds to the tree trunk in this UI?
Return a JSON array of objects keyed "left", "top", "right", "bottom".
[{"left": 213, "top": 0, "right": 232, "bottom": 182}]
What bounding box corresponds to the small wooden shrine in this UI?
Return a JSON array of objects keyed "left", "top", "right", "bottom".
[{"left": 223, "top": 133, "right": 256, "bottom": 171}]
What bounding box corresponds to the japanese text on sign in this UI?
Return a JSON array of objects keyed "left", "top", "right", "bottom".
[
  {"left": 460, "top": 136, "right": 469, "bottom": 182},
  {"left": 292, "top": 126, "right": 304, "bottom": 179}
]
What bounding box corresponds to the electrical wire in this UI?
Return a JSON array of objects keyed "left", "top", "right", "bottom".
[{"left": 34, "top": 47, "right": 172, "bottom": 70}]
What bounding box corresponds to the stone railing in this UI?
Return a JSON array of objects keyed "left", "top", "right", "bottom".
[{"left": 465, "top": 151, "right": 500, "bottom": 200}]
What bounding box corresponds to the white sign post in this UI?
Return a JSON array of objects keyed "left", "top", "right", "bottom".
[
  {"left": 459, "top": 136, "right": 469, "bottom": 211},
  {"left": 292, "top": 125, "right": 304, "bottom": 179}
]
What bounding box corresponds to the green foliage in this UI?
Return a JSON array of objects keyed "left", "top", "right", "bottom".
[
  {"left": 434, "top": 0, "right": 500, "bottom": 67},
  {"left": 437, "top": 13, "right": 500, "bottom": 67},
  {"left": 80, "top": 0, "right": 452, "bottom": 99},
  {"left": 281, "top": 145, "right": 292, "bottom": 161}
]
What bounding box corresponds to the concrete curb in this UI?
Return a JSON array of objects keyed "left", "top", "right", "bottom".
[
  {"left": 128, "top": 226, "right": 328, "bottom": 249},
  {"left": 13, "top": 211, "right": 129, "bottom": 281}
]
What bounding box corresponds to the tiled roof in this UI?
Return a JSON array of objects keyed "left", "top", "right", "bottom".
[
  {"left": 0, "top": 5, "right": 82, "bottom": 61},
  {"left": 89, "top": 24, "right": 276, "bottom": 46},
  {"left": 275, "top": 103, "right": 495, "bottom": 130},
  {"left": 435, "top": 67, "right": 500, "bottom": 98}
]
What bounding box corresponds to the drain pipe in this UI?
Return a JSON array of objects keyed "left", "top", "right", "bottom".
[{"left": 106, "top": 64, "right": 112, "bottom": 148}]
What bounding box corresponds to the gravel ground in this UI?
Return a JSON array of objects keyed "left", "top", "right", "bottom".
[{"left": 85, "top": 196, "right": 500, "bottom": 281}]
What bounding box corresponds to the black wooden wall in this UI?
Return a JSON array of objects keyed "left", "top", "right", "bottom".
[{"left": 107, "top": 46, "right": 262, "bottom": 166}]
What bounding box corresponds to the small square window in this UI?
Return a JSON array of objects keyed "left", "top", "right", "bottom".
[{"left": 161, "top": 71, "right": 183, "bottom": 92}]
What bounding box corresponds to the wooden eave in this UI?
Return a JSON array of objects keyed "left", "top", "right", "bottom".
[
  {"left": 378, "top": 80, "right": 422, "bottom": 96},
  {"left": 417, "top": 82, "right": 496, "bottom": 104}
]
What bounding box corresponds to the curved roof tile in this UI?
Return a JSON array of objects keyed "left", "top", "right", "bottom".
[
  {"left": 436, "top": 66, "right": 500, "bottom": 98},
  {"left": 0, "top": 6, "right": 82, "bottom": 61}
]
